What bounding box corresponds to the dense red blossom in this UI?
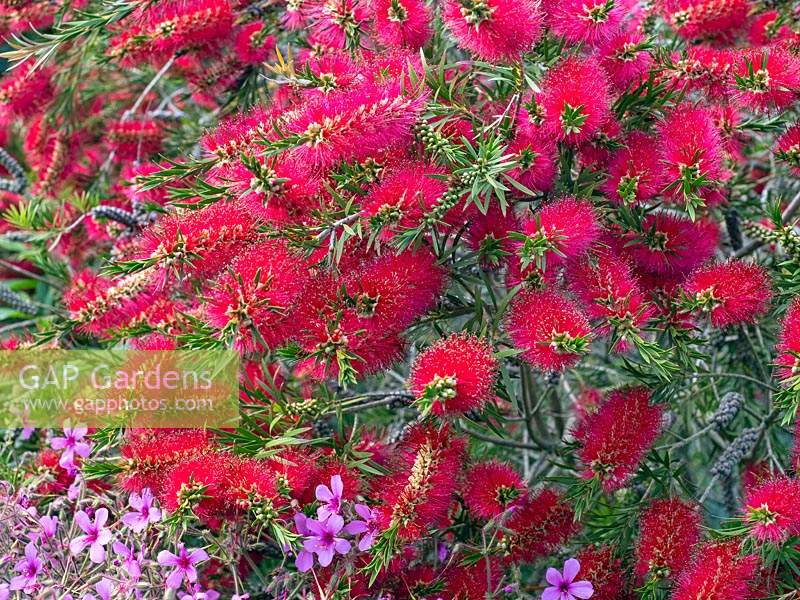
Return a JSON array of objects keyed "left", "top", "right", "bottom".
[
  {"left": 547, "top": 0, "right": 623, "bottom": 46},
  {"left": 441, "top": 0, "right": 542, "bottom": 63},
  {"left": 578, "top": 387, "right": 663, "bottom": 491},
  {"left": 537, "top": 56, "right": 612, "bottom": 144},
  {"left": 504, "top": 488, "right": 579, "bottom": 563},
  {"left": 409, "top": 333, "right": 498, "bottom": 415},
  {"left": 681, "top": 260, "right": 772, "bottom": 327},
  {"left": 506, "top": 126, "right": 558, "bottom": 193},
  {"left": 107, "top": 120, "right": 164, "bottom": 161},
  {"left": 204, "top": 240, "right": 311, "bottom": 352},
  {"left": 743, "top": 476, "right": 800, "bottom": 543},
  {"left": 506, "top": 289, "right": 593, "bottom": 372},
  {"left": 672, "top": 541, "right": 757, "bottom": 600},
  {"left": 374, "top": 424, "right": 466, "bottom": 539},
  {"left": 161, "top": 452, "right": 239, "bottom": 524},
  {"left": 372, "top": 0, "right": 432, "bottom": 49},
  {"left": 0, "top": 61, "right": 53, "bottom": 117},
  {"left": 462, "top": 461, "right": 525, "bottom": 519},
  {"left": 776, "top": 299, "right": 800, "bottom": 383},
  {"left": 576, "top": 545, "right": 628, "bottom": 600},
  {"left": 596, "top": 31, "right": 653, "bottom": 91},
  {"left": 661, "top": 0, "right": 752, "bottom": 40},
  {"left": 732, "top": 49, "right": 800, "bottom": 113},
  {"left": 634, "top": 498, "right": 701, "bottom": 581},
  {"left": 602, "top": 132, "right": 665, "bottom": 204},
  {"left": 776, "top": 124, "right": 800, "bottom": 175}
]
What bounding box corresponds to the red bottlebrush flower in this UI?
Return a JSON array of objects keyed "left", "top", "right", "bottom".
[
  {"left": 308, "top": 0, "right": 370, "bottom": 49},
  {"left": 441, "top": 0, "right": 542, "bottom": 63},
  {"left": 776, "top": 299, "right": 800, "bottom": 384},
  {"left": 343, "top": 248, "right": 446, "bottom": 333},
  {"left": 538, "top": 56, "right": 611, "bottom": 144},
  {"left": 465, "top": 203, "right": 519, "bottom": 269},
  {"left": 513, "top": 196, "right": 601, "bottom": 274},
  {"left": 205, "top": 240, "right": 311, "bottom": 352},
  {"left": 596, "top": 31, "right": 653, "bottom": 91},
  {"left": 657, "top": 105, "right": 724, "bottom": 205},
  {"left": 578, "top": 387, "right": 663, "bottom": 491},
  {"left": 748, "top": 11, "right": 794, "bottom": 46},
  {"left": 506, "top": 126, "right": 558, "bottom": 193},
  {"left": 409, "top": 333, "right": 498, "bottom": 415},
  {"left": 374, "top": 424, "right": 466, "bottom": 539},
  {"left": 267, "top": 449, "right": 320, "bottom": 503},
  {"left": 672, "top": 541, "right": 757, "bottom": 600},
  {"left": 576, "top": 545, "right": 628, "bottom": 600},
  {"left": 547, "top": 0, "right": 623, "bottom": 46},
  {"left": 462, "top": 461, "right": 525, "bottom": 519},
  {"left": 635, "top": 498, "right": 701, "bottom": 581},
  {"left": 620, "top": 213, "right": 719, "bottom": 278},
  {"left": 681, "top": 260, "right": 772, "bottom": 327},
  {"left": 506, "top": 289, "right": 593, "bottom": 372},
  {"left": 568, "top": 249, "right": 653, "bottom": 350},
  {"left": 360, "top": 162, "right": 450, "bottom": 240},
  {"left": 151, "top": 0, "right": 234, "bottom": 57},
  {"left": 602, "top": 132, "right": 665, "bottom": 204},
  {"left": 504, "top": 488, "right": 579, "bottom": 563},
  {"left": 372, "top": 0, "right": 432, "bottom": 49},
  {"left": 743, "top": 476, "right": 800, "bottom": 543},
  {"left": 234, "top": 22, "right": 275, "bottom": 65},
  {"left": 671, "top": 46, "right": 737, "bottom": 97},
  {"left": 161, "top": 452, "right": 238, "bottom": 524},
  {"left": 732, "top": 49, "right": 800, "bottom": 113},
  {"left": 442, "top": 560, "right": 501, "bottom": 599},
  {"left": 107, "top": 120, "right": 164, "bottom": 161},
  {"left": 776, "top": 123, "right": 800, "bottom": 175},
  {"left": 227, "top": 458, "right": 282, "bottom": 510},
  {"left": 284, "top": 82, "right": 426, "bottom": 169},
  {"left": 120, "top": 429, "right": 215, "bottom": 494},
  {"left": 202, "top": 104, "right": 274, "bottom": 160},
  {"left": 0, "top": 61, "right": 53, "bottom": 117},
  {"left": 661, "top": 0, "right": 751, "bottom": 40},
  {"left": 135, "top": 200, "right": 259, "bottom": 283}
]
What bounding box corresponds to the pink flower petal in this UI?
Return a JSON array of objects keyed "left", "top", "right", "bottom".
[
  {"left": 546, "top": 567, "right": 563, "bottom": 587},
  {"left": 563, "top": 558, "right": 581, "bottom": 583},
  {"left": 570, "top": 580, "right": 594, "bottom": 599}
]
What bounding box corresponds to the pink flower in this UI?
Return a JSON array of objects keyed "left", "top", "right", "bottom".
[
  {"left": 315, "top": 474, "right": 344, "bottom": 520},
  {"left": 121, "top": 488, "right": 161, "bottom": 533},
  {"left": 347, "top": 504, "right": 380, "bottom": 551},
  {"left": 302, "top": 514, "right": 352, "bottom": 568},
  {"left": 543, "top": 558, "right": 594, "bottom": 600},
  {"left": 293, "top": 513, "right": 315, "bottom": 572},
  {"left": 113, "top": 541, "right": 143, "bottom": 580},
  {"left": 83, "top": 578, "right": 114, "bottom": 600},
  {"left": 36, "top": 515, "right": 58, "bottom": 541},
  {"left": 69, "top": 508, "right": 113, "bottom": 564},
  {"left": 9, "top": 542, "right": 41, "bottom": 593},
  {"left": 50, "top": 426, "right": 92, "bottom": 471},
  {"left": 157, "top": 544, "right": 209, "bottom": 589}
]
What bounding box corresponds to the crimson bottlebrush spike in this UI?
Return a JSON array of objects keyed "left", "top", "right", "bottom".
[
  {"left": 602, "top": 132, "right": 665, "bottom": 204},
  {"left": 575, "top": 545, "right": 627, "bottom": 600},
  {"left": 748, "top": 10, "right": 794, "bottom": 46},
  {"left": 776, "top": 299, "right": 800, "bottom": 385},
  {"left": 0, "top": 60, "right": 54, "bottom": 118},
  {"left": 462, "top": 461, "right": 525, "bottom": 519},
  {"left": 106, "top": 120, "right": 164, "bottom": 161},
  {"left": 619, "top": 213, "right": 720, "bottom": 278},
  {"left": 234, "top": 22, "right": 275, "bottom": 65},
  {"left": 537, "top": 56, "right": 611, "bottom": 145},
  {"left": 464, "top": 203, "right": 519, "bottom": 269},
  {"left": 661, "top": 0, "right": 752, "bottom": 40},
  {"left": 204, "top": 240, "right": 311, "bottom": 352},
  {"left": 681, "top": 260, "right": 772, "bottom": 327},
  {"left": 372, "top": 0, "right": 432, "bottom": 49},
  {"left": 672, "top": 541, "right": 757, "bottom": 600},
  {"left": 743, "top": 476, "right": 800, "bottom": 543},
  {"left": 578, "top": 387, "right": 663, "bottom": 491},
  {"left": 120, "top": 429, "right": 215, "bottom": 494},
  {"left": 503, "top": 488, "right": 579, "bottom": 563},
  {"left": 776, "top": 124, "right": 800, "bottom": 175},
  {"left": 360, "top": 161, "right": 451, "bottom": 240},
  {"left": 634, "top": 498, "right": 701, "bottom": 582},
  {"left": 506, "top": 288, "right": 593, "bottom": 372},
  {"left": 161, "top": 453, "right": 240, "bottom": 524},
  {"left": 283, "top": 81, "right": 427, "bottom": 169},
  {"left": 374, "top": 424, "right": 465, "bottom": 539},
  {"left": 307, "top": 0, "right": 370, "bottom": 49},
  {"left": 546, "top": 0, "right": 622, "bottom": 46},
  {"left": 134, "top": 200, "right": 260, "bottom": 284},
  {"left": 657, "top": 105, "right": 725, "bottom": 207},
  {"left": 732, "top": 48, "right": 800, "bottom": 113},
  {"left": 408, "top": 333, "right": 498, "bottom": 415},
  {"left": 513, "top": 196, "right": 601, "bottom": 276},
  {"left": 506, "top": 126, "right": 558, "bottom": 193},
  {"left": 441, "top": 0, "right": 542, "bottom": 63},
  {"left": 596, "top": 31, "right": 653, "bottom": 91},
  {"left": 567, "top": 249, "right": 653, "bottom": 350}
]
